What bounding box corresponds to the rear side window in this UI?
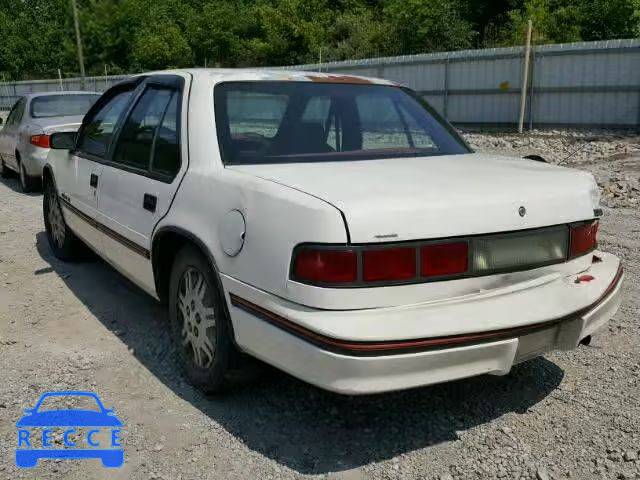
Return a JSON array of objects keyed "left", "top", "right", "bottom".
[
  {"left": 77, "top": 89, "right": 134, "bottom": 158},
  {"left": 150, "top": 93, "right": 180, "bottom": 178},
  {"left": 112, "top": 86, "right": 180, "bottom": 179},
  {"left": 30, "top": 94, "right": 100, "bottom": 118},
  {"left": 6, "top": 98, "right": 26, "bottom": 127}
]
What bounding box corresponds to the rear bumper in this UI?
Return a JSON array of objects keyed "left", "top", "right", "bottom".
[{"left": 224, "top": 252, "right": 623, "bottom": 394}]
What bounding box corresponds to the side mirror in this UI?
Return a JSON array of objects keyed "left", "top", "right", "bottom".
[{"left": 50, "top": 131, "right": 77, "bottom": 150}]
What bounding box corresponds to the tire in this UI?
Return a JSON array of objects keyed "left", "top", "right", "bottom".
[
  {"left": 17, "top": 155, "right": 39, "bottom": 192},
  {"left": 169, "top": 245, "right": 237, "bottom": 394},
  {"left": 0, "top": 157, "right": 12, "bottom": 178},
  {"left": 43, "top": 178, "right": 82, "bottom": 261}
]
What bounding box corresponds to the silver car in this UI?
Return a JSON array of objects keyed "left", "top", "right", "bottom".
[{"left": 0, "top": 91, "right": 100, "bottom": 192}]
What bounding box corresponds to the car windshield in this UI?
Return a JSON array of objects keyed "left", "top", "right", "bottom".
[
  {"left": 214, "top": 81, "right": 470, "bottom": 165},
  {"left": 30, "top": 94, "right": 100, "bottom": 118}
]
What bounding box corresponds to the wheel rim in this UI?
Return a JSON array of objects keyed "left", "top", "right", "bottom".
[
  {"left": 177, "top": 268, "right": 217, "bottom": 369},
  {"left": 47, "top": 188, "right": 65, "bottom": 248}
]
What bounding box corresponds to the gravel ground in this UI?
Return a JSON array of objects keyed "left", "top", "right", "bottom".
[
  {"left": 464, "top": 131, "right": 640, "bottom": 208},
  {"left": 0, "top": 133, "right": 639, "bottom": 480}
]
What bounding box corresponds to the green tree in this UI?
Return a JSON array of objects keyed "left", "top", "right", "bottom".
[
  {"left": 463, "top": 0, "right": 524, "bottom": 46},
  {"left": 131, "top": 23, "right": 193, "bottom": 70},
  {"left": 506, "top": 0, "right": 581, "bottom": 45},
  {"left": 0, "top": 0, "right": 70, "bottom": 80},
  {"left": 577, "top": 0, "right": 638, "bottom": 40},
  {"left": 324, "top": 7, "right": 393, "bottom": 61},
  {"left": 76, "top": 0, "right": 145, "bottom": 75},
  {"left": 185, "top": 0, "right": 262, "bottom": 67},
  {"left": 1, "top": 0, "right": 639, "bottom": 81},
  {"left": 383, "top": 0, "right": 475, "bottom": 54},
  {"left": 254, "top": 0, "right": 334, "bottom": 65}
]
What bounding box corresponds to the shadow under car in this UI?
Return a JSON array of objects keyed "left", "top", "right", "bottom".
[{"left": 35, "top": 231, "right": 564, "bottom": 474}]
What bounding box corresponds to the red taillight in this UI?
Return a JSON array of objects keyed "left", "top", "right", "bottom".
[
  {"left": 30, "top": 134, "right": 50, "bottom": 148},
  {"left": 421, "top": 242, "right": 469, "bottom": 277},
  {"left": 570, "top": 221, "right": 598, "bottom": 257},
  {"left": 363, "top": 248, "right": 416, "bottom": 282},
  {"left": 294, "top": 249, "right": 357, "bottom": 284}
]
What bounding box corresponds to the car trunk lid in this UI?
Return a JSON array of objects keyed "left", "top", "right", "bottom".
[
  {"left": 229, "top": 153, "right": 598, "bottom": 243},
  {"left": 32, "top": 115, "right": 84, "bottom": 134}
]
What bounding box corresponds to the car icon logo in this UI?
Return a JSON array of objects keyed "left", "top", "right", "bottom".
[
  {"left": 15, "top": 391, "right": 123, "bottom": 468},
  {"left": 518, "top": 206, "right": 527, "bottom": 217}
]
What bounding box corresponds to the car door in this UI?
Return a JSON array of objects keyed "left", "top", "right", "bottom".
[
  {"left": 56, "top": 83, "right": 138, "bottom": 252},
  {"left": 0, "top": 98, "right": 26, "bottom": 169},
  {"left": 96, "top": 75, "right": 187, "bottom": 295}
]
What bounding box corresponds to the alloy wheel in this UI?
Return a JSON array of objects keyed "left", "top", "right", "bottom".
[
  {"left": 177, "top": 268, "right": 217, "bottom": 369},
  {"left": 47, "top": 188, "right": 66, "bottom": 248}
]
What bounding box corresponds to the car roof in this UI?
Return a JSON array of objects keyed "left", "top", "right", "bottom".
[{"left": 141, "top": 68, "right": 397, "bottom": 86}]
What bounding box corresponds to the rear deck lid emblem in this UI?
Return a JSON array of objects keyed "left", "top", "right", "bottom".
[{"left": 518, "top": 206, "right": 527, "bottom": 217}]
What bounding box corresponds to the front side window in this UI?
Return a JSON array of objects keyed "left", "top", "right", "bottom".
[
  {"left": 214, "top": 82, "right": 469, "bottom": 165},
  {"left": 30, "top": 94, "right": 100, "bottom": 118},
  {"left": 77, "top": 89, "right": 134, "bottom": 158},
  {"left": 112, "top": 86, "right": 180, "bottom": 178},
  {"left": 113, "top": 87, "right": 173, "bottom": 171}
]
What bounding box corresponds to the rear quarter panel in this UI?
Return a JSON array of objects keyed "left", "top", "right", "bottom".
[{"left": 157, "top": 168, "right": 348, "bottom": 297}]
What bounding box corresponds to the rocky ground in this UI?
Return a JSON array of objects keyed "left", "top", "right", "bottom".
[
  {"left": 0, "top": 132, "right": 639, "bottom": 480},
  {"left": 464, "top": 130, "right": 640, "bottom": 209}
]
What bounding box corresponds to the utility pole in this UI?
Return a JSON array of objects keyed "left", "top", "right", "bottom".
[
  {"left": 71, "top": 0, "right": 86, "bottom": 89},
  {"left": 518, "top": 20, "right": 533, "bottom": 134}
]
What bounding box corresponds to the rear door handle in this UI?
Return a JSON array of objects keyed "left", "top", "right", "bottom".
[
  {"left": 90, "top": 173, "right": 98, "bottom": 188},
  {"left": 143, "top": 193, "right": 157, "bottom": 213}
]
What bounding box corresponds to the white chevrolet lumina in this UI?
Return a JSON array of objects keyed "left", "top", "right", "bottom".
[{"left": 43, "top": 69, "right": 624, "bottom": 395}]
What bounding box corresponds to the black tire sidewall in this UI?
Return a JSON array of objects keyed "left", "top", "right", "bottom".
[
  {"left": 19, "top": 161, "right": 38, "bottom": 193},
  {"left": 0, "top": 158, "right": 10, "bottom": 178},
  {"left": 19, "top": 160, "right": 28, "bottom": 192},
  {"left": 168, "top": 246, "right": 233, "bottom": 392}
]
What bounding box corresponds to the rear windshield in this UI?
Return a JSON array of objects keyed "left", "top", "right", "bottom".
[
  {"left": 30, "top": 94, "right": 101, "bottom": 118},
  {"left": 214, "top": 81, "right": 470, "bottom": 165}
]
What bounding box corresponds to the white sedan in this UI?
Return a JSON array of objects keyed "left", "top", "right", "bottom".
[{"left": 42, "top": 69, "right": 624, "bottom": 394}]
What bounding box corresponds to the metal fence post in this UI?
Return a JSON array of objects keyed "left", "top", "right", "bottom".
[
  {"left": 443, "top": 55, "right": 450, "bottom": 120},
  {"left": 528, "top": 49, "right": 536, "bottom": 130},
  {"left": 518, "top": 20, "right": 533, "bottom": 133}
]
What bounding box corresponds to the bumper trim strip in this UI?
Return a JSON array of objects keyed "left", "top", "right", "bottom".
[{"left": 229, "top": 265, "right": 623, "bottom": 357}]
